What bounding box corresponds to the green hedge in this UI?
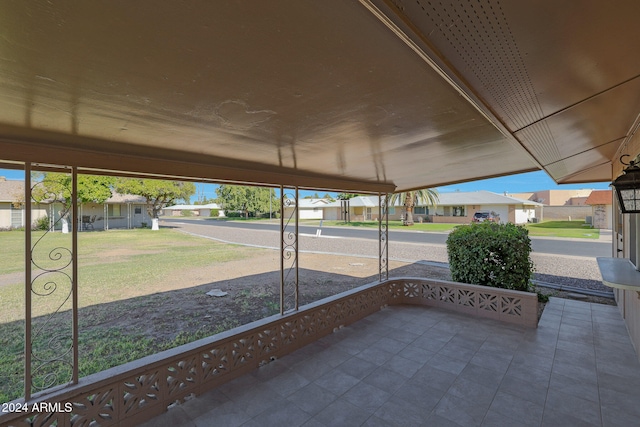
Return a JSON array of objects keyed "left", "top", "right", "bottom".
[{"left": 446, "top": 222, "right": 534, "bottom": 292}]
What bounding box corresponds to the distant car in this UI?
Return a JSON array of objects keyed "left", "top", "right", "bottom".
[{"left": 472, "top": 211, "right": 499, "bottom": 223}]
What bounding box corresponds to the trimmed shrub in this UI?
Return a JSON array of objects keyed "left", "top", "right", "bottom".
[
  {"left": 209, "top": 208, "right": 219, "bottom": 217},
  {"left": 33, "top": 215, "right": 50, "bottom": 231},
  {"left": 446, "top": 222, "right": 534, "bottom": 292}
]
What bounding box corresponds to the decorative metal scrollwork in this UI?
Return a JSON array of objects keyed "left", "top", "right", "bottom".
[
  {"left": 280, "top": 187, "right": 299, "bottom": 314},
  {"left": 27, "top": 171, "right": 76, "bottom": 395},
  {"left": 379, "top": 193, "right": 389, "bottom": 281}
]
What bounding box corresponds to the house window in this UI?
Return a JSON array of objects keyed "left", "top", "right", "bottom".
[
  {"left": 388, "top": 207, "right": 395, "bottom": 215},
  {"left": 135, "top": 207, "right": 142, "bottom": 214},
  {"left": 414, "top": 207, "right": 428, "bottom": 215},
  {"left": 452, "top": 206, "right": 465, "bottom": 217},
  {"left": 10, "top": 204, "right": 22, "bottom": 228},
  {"left": 108, "top": 204, "right": 121, "bottom": 217}
]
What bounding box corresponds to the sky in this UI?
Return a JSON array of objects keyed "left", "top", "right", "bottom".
[{"left": 1, "top": 168, "right": 610, "bottom": 202}]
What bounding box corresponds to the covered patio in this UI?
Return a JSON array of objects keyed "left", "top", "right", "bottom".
[
  {"left": 1, "top": 1, "right": 640, "bottom": 426},
  {"left": 141, "top": 299, "right": 640, "bottom": 427}
]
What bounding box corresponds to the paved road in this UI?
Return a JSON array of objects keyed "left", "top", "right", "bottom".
[
  {"left": 163, "top": 218, "right": 607, "bottom": 287},
  {"left": 162, "top": 218, "right": 610, "bottom": 258}
]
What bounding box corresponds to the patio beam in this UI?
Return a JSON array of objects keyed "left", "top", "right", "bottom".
[{"left": 0, "top": 137, "right": 396, "bottom": 194}]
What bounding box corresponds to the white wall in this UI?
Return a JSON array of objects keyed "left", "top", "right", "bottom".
[
  {"left": 299, "top": 208, "right": 323, "bottom": 220},
  {"left": 515, "top": 208, "right": 536, "bottom": 224},
  {"left": 0, "top": 202, "right": 48, "bottom": 228},
  {"left": 480, "top": 205, "right": 509, "bottom": 224}
]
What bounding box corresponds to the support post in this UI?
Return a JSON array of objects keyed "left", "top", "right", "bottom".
[
  {"left": 379, "top": 193, "right": 389, "bottom": 281},
  {"left": 71, "top": 167, "right": 79, "bottom": 385},
  {"left": 24, "top": 162, "right": 32, "bottom": 400},
  {"left": 26, "top": 165, "right": 76, "bottom": 397},
  {"left": 280, "top": 186, "right": 299, "bottom": 314},
  {"left": 280, "top": 186, "right": 284, "bottom": 314}
]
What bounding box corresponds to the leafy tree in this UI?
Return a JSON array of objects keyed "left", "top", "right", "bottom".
[
  {"left": 32, "top": 172, "right": 115, "bottom": 212},
  {"left": 336, "top": 193, "right": 360, "bottom": 200},
  {"left": 390, "top": 188, "right": 439, "bottom": 226},
  {"left": 193, "top": 197, "right": 217, "bottom": 205},
  {"left": 115, "top": 178, "right": 196, "bottom": 219},
  {"left": 215, "top": 185, "right": 277, "bottom": 218}
]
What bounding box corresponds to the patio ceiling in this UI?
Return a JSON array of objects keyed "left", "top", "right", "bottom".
[{"left": 0, "top": 1, "right": 638, "bottom": 192}]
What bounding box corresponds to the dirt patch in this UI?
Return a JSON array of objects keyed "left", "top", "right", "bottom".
[
  {"left": 91, "top": 250, "right": 617, "bottom": 344},
  {"left": 89, "top": 252, "right": 452, "bottom": 342},
  {"left": 20, "top": 248, "right": 615, "bottom": 345}
]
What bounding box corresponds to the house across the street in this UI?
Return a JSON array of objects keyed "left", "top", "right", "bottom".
[
  {"left": 284, "top": 191, "right": 542, "bottom": 224},
  {"left": 0, "top": 177, "right": 48, "bottom": 229},
  {"left": 162, "top": 203, "right": 224, "bottom": 218},
  {"left": 0, "top": 178, "right": 153, "bottom": 230}
]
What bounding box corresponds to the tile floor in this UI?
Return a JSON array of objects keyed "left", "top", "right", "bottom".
[{"left": 141, "top": 298, "right": 640, "bottom": 426}]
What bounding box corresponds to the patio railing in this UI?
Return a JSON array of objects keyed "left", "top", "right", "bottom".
[{"left": 0, "top": 278, "right": 537, "bottom": 427}]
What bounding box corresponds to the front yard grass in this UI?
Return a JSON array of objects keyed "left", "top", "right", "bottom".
[
  {"left": 313, "top": 219, "right": 600, "bottom": 238},
  {"left": 316, "top": 220, "right": 459, "bottom": 232},
  {"left": 0, "top": 229, "right": 256, "bottom": 322},
  {"left": 524, "top": 220, "right": 600, "bottom": 239},
  {"left": 0, "top": 228, "right": 258, "bottom": 402}
]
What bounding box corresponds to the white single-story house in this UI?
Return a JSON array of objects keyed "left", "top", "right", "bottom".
[
  {"left": 585, "top": 189, "right": 613, "bottom": 229},
  {"left": 426, "top": 191, "right": 542, "bottom": 224},
  {"left": 162, "top": 203, "right": 224, "bottom": 217},
  {"left": 287, "top": 191, "right": 541, "bottom": 224},
  {"left": 0, "top": 179, "right": 155, "bottom": 231},
  {"left": 0, "top": 177, "right": 48, "bottom": 229},
  {"left": 292, "top": 199, "right": 332, "bottom": 219},
  {"left": 283, "top": 197, "right": 377, "bottom": 221},
  {"left": 75, "top": 193, "right": 150, "bottom": 230}
]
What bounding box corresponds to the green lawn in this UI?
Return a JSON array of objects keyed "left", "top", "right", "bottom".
[
  {"left": 524, "top": 220, "right": 600, "bottom": 239},
  {"left": 0, "top": 229, "right": 256, "bottom": 322},
  {"left": 316, "top": 220, "right": 459, "bottom": 232},
  {"left": 310, "top": 219, "right": 600, "bottom": 239},
  {"left": 0, "top": 228, "right": 257, "bottom": 402}
]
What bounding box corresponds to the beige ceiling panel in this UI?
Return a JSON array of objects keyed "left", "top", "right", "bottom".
[
  {"left": 549, "top": 162, "right": 613, "bottom": 185},
  {"left": 514, "top": 77, "right": 640, "bottom": 179},
  {"left": 381, "top": 0, "right": 640, "bottom": 131},
  {"left": 542, "top": 137, "right": 620, "bottom": 183},
  {"left": 0, "top": 0, "right": 539, "bottom": 191}
]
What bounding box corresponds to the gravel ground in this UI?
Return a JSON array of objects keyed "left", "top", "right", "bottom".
[{"left": 168, "top": 220, "right": 611, "bottom": 295}]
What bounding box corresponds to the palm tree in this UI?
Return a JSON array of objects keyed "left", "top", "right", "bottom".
[{"left": 390, "top": 188, "right": 439, "bottom": 226}]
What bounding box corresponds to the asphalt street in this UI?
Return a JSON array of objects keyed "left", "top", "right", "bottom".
[{"left": 164, "top": 218, "right": 610, "bottom": 258}]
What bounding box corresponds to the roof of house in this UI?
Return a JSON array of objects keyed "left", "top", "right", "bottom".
[
  {"left": 312, "top": 191, "right": 542, "bottom": 209},
  {"left": 294, "top": 199, "right": 332, "bottom": 209},
  {"left": 0, "top": 181, "right": 147, "bottom": 204},
  {"left": 585, "top": 190, "right": 613, "bottom": 205},
  {"left": 319, "top": 197, "right": 377, "bottom": 208},
  {"left": 0, "top": 178, "right": 23, "bottom": 202},
  {"left": 106, "top": 193, "right": 148, "bottom": 204},
  {"left": 435, "top": 191, "right": 543, "bottom": 206}
]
